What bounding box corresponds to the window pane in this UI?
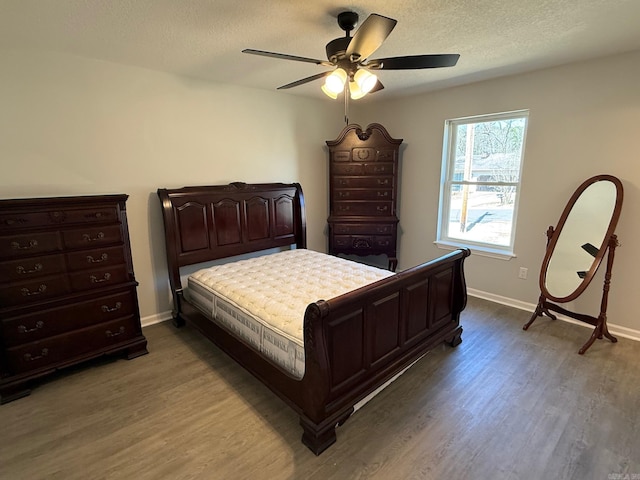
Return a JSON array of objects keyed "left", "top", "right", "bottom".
[
  {"left": 445, "top": 187, "right": 516, "bottom": 246},
  {"left": 452, "top": 118, "right": 526, "bottom": 183}
]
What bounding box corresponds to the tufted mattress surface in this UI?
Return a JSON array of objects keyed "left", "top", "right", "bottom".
[{"left": 187, "top": 249, "right": 394, "bottom": 378}]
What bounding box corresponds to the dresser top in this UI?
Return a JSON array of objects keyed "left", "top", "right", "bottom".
[{"left": 0, "top": 194, "right": 128, "bottom": 210}]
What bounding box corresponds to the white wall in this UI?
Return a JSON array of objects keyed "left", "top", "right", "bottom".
[
  {"left": 356, "top": 50, "right": 640, "bottom": 333},
  {"left": 0, "top": 51, "right": 342, "bottom": 322},
  {"left": 3, "top": 48, "right": 639, "bottom": 335}
]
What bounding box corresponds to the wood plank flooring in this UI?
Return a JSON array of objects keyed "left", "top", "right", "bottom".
[{"left": 1, "top": 297, "right": 639, "bottom": 479}]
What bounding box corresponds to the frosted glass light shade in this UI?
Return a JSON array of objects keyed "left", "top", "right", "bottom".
[
  {"left": 349, "top": 81, "right": 366, "bottom": 100},
  {"left": 321, "top": 84, "right": 338, "bottom": 99},
  {"left": 354, "top": 69, "right": 377, "bottom": 93},
  {"left": 324, "top": 68, "right": 347, "bottom": 94}
]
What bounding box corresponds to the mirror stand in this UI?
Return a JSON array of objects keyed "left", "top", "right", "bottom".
[{"left": 524, "top": 233, "right": 619, "bottom": 354}]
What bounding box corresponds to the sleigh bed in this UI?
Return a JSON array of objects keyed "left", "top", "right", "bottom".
[{"left": 157, "top": 182, "right": 469, "bottom": 455}]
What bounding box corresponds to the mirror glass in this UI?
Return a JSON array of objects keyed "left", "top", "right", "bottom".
[{"left": 542, "top": 176, "right": 622, "bottom": 301}]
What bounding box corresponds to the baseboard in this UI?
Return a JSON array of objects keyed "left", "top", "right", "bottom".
[
  {"left": 467, "top": 288, "right": 640, "bottom": 342},
  {"left": 141, "top": 311, "right": 173, "bottom": 328}
]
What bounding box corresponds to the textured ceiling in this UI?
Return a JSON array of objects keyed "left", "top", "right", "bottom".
[{"left": 1, "top": 0, "right": 640, "bottom": 101}]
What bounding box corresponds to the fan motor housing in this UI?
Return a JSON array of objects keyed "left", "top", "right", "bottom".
[{"left": 325, "top": 37, "right": 351, "bottom": 63}]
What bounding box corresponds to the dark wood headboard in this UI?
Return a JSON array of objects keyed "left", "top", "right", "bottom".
[{"left": 157, "top": 182, "right": 307, "bottom": 316}]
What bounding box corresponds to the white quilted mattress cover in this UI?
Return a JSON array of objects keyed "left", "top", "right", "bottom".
[{"left": 187, "top": 249, "right": 394, "bottom": 378}]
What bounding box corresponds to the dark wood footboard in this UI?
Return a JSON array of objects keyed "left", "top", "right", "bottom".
[
  {"left": 157, "top": 182, "right": 469, "bottom": 455},
  {"left": 299, "top": 248, "right": 469, "bottom": 454}
]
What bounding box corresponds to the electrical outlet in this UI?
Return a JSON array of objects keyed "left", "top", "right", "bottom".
[{"left": 518, "top": 267, "right": 528, "bottom": 279}]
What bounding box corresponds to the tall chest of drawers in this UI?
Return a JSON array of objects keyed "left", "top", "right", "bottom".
[
  {"left": 327, "top": 123, "right": 403, "bottom": 271},
  {"left": 0, "top": 194, "right": 148, "bottom": 403}
]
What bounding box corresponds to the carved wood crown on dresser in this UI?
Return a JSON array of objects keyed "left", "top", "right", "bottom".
[
  {"left": 327, "top": 123, "right": 403, "bottom": 271},
  {"left": 0, "top": 194, "right": 148, "bottom": 404}
]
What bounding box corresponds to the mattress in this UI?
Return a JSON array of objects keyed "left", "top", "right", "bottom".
[{"left": 187, "top": 249, "right": 394, "bottom": 379}]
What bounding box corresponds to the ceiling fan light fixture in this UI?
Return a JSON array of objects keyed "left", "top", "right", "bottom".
[
  {"left": 324, "top": 68, "right": 347, "bottom": 94},
  {"left": 349, "top": 81, "right": 366, "bottom": 100},
  {"left": 354, "top": 68, "right": 377, "bottom": 94},
  {"left": 321, "top": 84, "right": 338, "bottom": 99}
]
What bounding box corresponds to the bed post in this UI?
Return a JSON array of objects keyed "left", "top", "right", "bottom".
[
  {"left": 446, "top": 248, "right": 470, "bottom": 346},
  {"left": 299, "top": 300, "right": 350, "bottom": 455},
  {"left": 156, "top": 188, "right": 185, "bottom": 327},
  {"left": 294, "top": 182, "right": 307, "bottom": 249}
]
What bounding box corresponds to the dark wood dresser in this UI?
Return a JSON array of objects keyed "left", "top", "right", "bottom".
[
  {"left": 0, "top": 194, "right": 148, "bottom": 403},
  {"left": 327, "top": 123, "right": 403, "bottom": 271}
]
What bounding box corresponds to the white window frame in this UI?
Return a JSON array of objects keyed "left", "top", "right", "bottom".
[{"left": 436, "top": 110, "right": 529, "bottom": 260}]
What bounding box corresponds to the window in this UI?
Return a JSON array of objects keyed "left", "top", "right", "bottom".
[{"left": 437, "top": 110, "right": 529, "bottom": 258}]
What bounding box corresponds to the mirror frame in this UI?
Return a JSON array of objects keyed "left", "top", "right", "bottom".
[{"left": 539, "top": 174, "right": 623, "bottom": 303}]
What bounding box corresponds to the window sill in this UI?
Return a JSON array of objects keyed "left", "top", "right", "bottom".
[{"left": 434, "top": 240, "right": 516, "bottom": 260}]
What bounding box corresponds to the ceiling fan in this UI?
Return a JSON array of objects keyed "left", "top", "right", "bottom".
[{"left": 242, "top": 11, "right": 460, "bottom": 100}]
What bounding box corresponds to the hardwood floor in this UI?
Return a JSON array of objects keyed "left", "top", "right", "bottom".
[{"left": 1, "top": 297, "right": 639, "bottom": 479}]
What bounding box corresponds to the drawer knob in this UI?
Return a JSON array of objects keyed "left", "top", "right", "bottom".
[
  {"left": 11, "top": 239, "right": 38, "bottom": 250},
  {"left": 102, "top": 302, "right": 122, "bottom": 313},
  {"left": 17, "top": 320, "right": 45, "bottom": 334},
  {"left": 377, "top": 191, "right": 389, "bottom": 197},
  {"left": 16, "top": 263, "right": 43, "bottom": 274},
  {"left": 90, "top": 272, "right": 112, "bottom": 283},
  {"left": 23, "top": 348, "right": 49, "bottom": 362},
  {"left": 87, "top": 253, "right": 108, "bottom": 263},
  {"left": 338, "top": 206, "right": 350, "bottom": 212},
  {"left": 82, "top": 232, "right": 105, "bottom": 242},
  {"left": 106, "top": 326, "right": 126, "bottom": 338},
  {"left": 377, "top": 206, "right": 388, "bottom": 212},
  {"left": 377, "top": 179, "right": 389, "bottom": 185},
  {"left": 21, "top": 284, "right": 47, "bottom": 296}
]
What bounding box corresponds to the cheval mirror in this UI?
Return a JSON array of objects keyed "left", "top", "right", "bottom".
[{"left": 523, "top": 174, "right": 624, "bottom": 354}]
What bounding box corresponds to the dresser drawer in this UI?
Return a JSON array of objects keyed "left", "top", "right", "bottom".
[
  {"left": 333, "top": 176, "right": 393, "bottom": 188},
  {"left": 66, "top": 246, "right": 126, "bottom": 271},
  {"left": 69, "top": 265, "right": 129, "bottom": 292},
  {"left": 332, "top": 223, "right": 396, "bottom": 235},
  {"left": 62, "top": 225, "right": 123, "bottom": 249},
  {"left": 0, "top": 254, "right": 66, "bottom": 282},
  {"left": 0, "top": 231, "right": 62, "bottom": 259},
  {"left": 0, "top": 211, "right": 59, "bottom": 230},
  {"left": 333, "top": 201, "right": 393, "bottom": 216},
  {"left": 332, "top": 163, "right": 365, "bottom": 175},
  {"left": 0, "top": 206, "right": 118, "bottom": 230},
  {"left": 333, "top": 189, "right": 393, "bottom": 201},
  {"left": 333, "top": 235, "right": 396, "bottom": 252},
  {"left": 2, "top": 289, "right": 137, "bottom": 346},
  {"left": 364, "top": 163, "right": 394, "bottom": 175},
  {"left": 5, "top": 316, "right": 139, "bottom": 375},
  {"left": 0, "top": 275, "right": 71, "bottom": 307},
  {"left": 331, "top": 150, "right": 351, "bottom": 162},
  {"left": 376, "top": 150, "right": 396, "bottom": 161},
  {"left": 53, "top": 206, "right": 119, "bottom": 225}
]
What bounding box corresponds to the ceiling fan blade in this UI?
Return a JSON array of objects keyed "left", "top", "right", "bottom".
[
  {"left": 346, "top": 14, "right": 397, "bottom": 61},
  {"left": 242, "top": 49, "right": 333, "bottom": 67},
  {"left": 369, "top": 79, "right": 385, "bottom": 94},
  {"left": 277, "top": 71, "right": 332, "bottom": 90},
  {"left": 369, "top": 54, "right": 460, "bottom": 70}
]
